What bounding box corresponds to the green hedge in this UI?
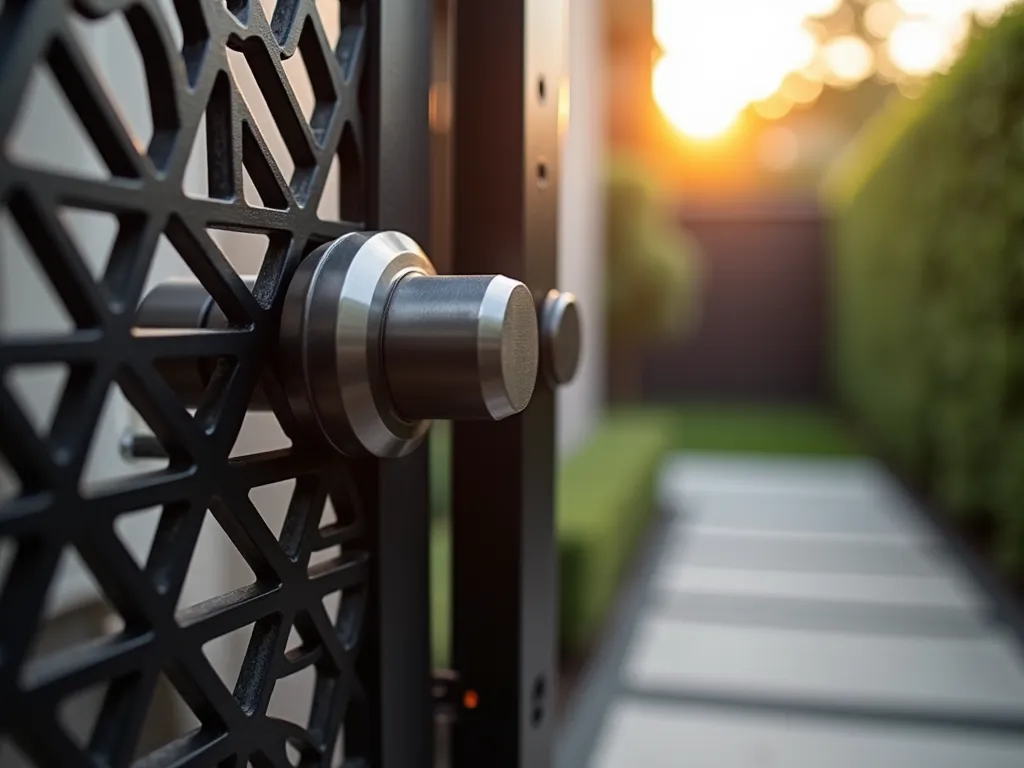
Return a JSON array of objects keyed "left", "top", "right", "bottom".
[
  {"left": 665, "top": 406, "right": 860, "bottom": 456},
  {"left": 829, "top": 9, "right": 1024, "bottom": 574},
  {"left": 556, "top": 410, "right": 676, "bottom": 652},
  {"left": 431, "top": 410, "right": 676, "bottom": 665},
  {"left": 605, "top": 154, "right": 701, "bottom": 348}
]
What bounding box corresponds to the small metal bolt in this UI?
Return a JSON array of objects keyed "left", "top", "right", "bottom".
[{"left": 540, "top": 290, "right": 581, "bottom": 387}]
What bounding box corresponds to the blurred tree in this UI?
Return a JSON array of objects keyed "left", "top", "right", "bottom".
[
  {"left": 605, "top": 152, "right": 701, "bottom": 400},
  {"left": 604, "top": 0, "right": 1017, "bottom": 197}
]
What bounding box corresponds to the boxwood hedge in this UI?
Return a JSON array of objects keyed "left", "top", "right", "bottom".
[{"left": 829, "top": 8, "right": 1024, "bottom": 574}]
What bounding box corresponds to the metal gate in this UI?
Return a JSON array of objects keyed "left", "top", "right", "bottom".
[{"left": 0, "top": 1, "right": 572, "bottom": 766}]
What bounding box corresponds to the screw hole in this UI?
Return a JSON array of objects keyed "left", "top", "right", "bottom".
[
  {"left": 538, "top": 76, "right": 547, "bottom": 102},
  {"left": 537, "top": 161, "right": 548, "bottom": 187},
  {"left": 531, "top": 673, "right": 546, "bottom": 726},
  {"left": 532, "top": 675, "right": 546, "bottom": 700}
]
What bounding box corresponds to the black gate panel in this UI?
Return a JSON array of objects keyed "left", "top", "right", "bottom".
[{"left": 0, "top": 1, "right": 430, "bottom": 766}]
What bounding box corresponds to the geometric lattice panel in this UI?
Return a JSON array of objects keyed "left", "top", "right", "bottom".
[{"left": 0, "top": 1, "right": 371, "bottom": 764}]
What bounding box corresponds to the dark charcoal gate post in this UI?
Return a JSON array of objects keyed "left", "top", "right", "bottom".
[
  {"left": 451, "top": 1, "right": 566, "bottom": 767},
  {"left": 0, "top": 1, "right": 432, "bottom": 766}
]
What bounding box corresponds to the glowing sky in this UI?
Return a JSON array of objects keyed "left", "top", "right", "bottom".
[{"left": 652, "top": 0, "right": 1017, "bottom": 139}]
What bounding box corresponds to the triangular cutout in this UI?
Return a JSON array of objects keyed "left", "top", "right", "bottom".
[
  {"left": 317, "top": 152, "right": 341, "bottom": 220},
  {"left": 206, "top": 229, "right": 270, "bottom": 282},
  {"left": 176, "top": 509, "right": 258, "bottom": 612},
  {"left": 321, "top": 496, "right": 339, "bottom": 527},
  {"left": 66, "top": 12, "right": 153, "bottom": 148},
  {"left": 321, "top": 590, "right": 342, "bottom": 627},
  {"left": 141, "top": 232, "right": 195, "bottom": 297},
  {"left": 58, "top": 207, "right": 119, "bottom": 280},
  {"left": 182, "top": 111, "right": 210, "bottom": 199},
  {"left": 79, "top": 381, "right": 170, "bottom": 498},
  {"left": 295, "top": 19, "right": 339, "bottom": 147},
  {"left": 30, "top": 545, "right": 125, "bottom": 662},
  {"left": 226, "top": 48, "right": 295, "bottom": 180},
  {"left": 0, "top": 737, "right": 39, "bottom": 768},
  {"left": 6, "top": 64, "right": 107, "bottom": 179},
  {"left": 285, "top": 622, "right": 303, "bottom": 655},
  {"left": 202, "top": 622, "right": 255, "bottom": 695},
  {"left": 315, "top": 0, "right": 341, "bottom": 51},
  {"left": 281, "top": 43, "right": 316, "bottom": 125},
  {"left": 57, "top": 680, "right": 107, "bottom": 748},
  {"left": 309, "top": 544, "right": 341, "bottom": 571},
  {"left": 113, "top": 506, "right": 161, "bottom": 569},
  {"left": 266, "top": 663, "right": 315, "bottom": 728},
  {"left": 0, "top": 208, "right": 75, "bottom": 336},
  {"left": 242, "top": 165, "right": 264, "bottom": 207},
  {"left": 133, "top": 672, "right": 201, "bottom": 761},
  {"left": 248, "top": 479, "right": 297, "bottom": 542},
  {"left": 2, "top": 363, "right": 70, "bottom": 440},
  {"left": 231, "top": 410, "right": 293, "bottom": 458}
]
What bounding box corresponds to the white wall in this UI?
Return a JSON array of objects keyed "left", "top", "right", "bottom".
[{"left": 557, "top": 0, "right": 606, "bottom": 456}]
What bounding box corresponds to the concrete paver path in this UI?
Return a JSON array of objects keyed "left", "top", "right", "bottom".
[{"left": 558, "top": 455, "right": 1024, "bottom": 767}]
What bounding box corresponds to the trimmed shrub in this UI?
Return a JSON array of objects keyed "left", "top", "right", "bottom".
[
  {"left": 605, "top": 153, "right": 701, "bottom": 349},
  {"left": 829, "top": 9, "right": 1024, "bottom": 574},
  {"left": 557, "top": 410, "right": 675, "bottom": 653},
  {"left": 431, "top": 410, "right": 676, "bottom": 665},
  {"left": 666, "top": 406, "right": 860, "bottom": 457}
]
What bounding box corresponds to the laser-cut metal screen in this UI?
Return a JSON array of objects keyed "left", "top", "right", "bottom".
[{"left": 0, "top": 1, "right": 433, "bottom": 765}]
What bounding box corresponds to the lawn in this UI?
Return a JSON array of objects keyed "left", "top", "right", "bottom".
[{"left": 665, "top": 405, "right": 861, "bottom": 456}]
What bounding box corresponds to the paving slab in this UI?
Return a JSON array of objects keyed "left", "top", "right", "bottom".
[
  {"left": 668, "top": 493, "right": 928, "bottom": 539},
  {"left": 651, "top": 591, "right": 993, "bottom": 638},
  {"left": 662, "top": 528, "right": 951, "bottom": 576},
  {"left": 659, "top": 455, "right": 900, "bottom": 501},
  {"left": 655, "top": 564, "right": 985, "bottom": 610},
  {"left": 625, "top": 616, "right": 1024, "bottom": 717},
  {"left": 590, "top": 699, "right": 1024, "bottom": 768}
]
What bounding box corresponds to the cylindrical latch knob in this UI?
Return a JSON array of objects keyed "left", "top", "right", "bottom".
[
  {"left": 280, "top": 232, "right": 538, "bottom": 457},
  {"left": 383, "top": 274, "right": 538, "bottom": 421},
  {"left": 133, "top": 232, "right": 555, "bottom": 459}
]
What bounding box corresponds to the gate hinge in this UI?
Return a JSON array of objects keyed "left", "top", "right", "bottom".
[{"left": 433, "top": 669, "right": 477, "bottom": 722}]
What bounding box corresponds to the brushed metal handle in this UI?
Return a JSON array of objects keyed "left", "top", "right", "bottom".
[
  {"left": 278, "top": 232, "right": 538, "bottom": 456},
  {"left": 135, "top": 232, "right": 560, "bottom": 458},
  {"left": 382, "top": 273, "right": 538, "bottom": 422}
]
